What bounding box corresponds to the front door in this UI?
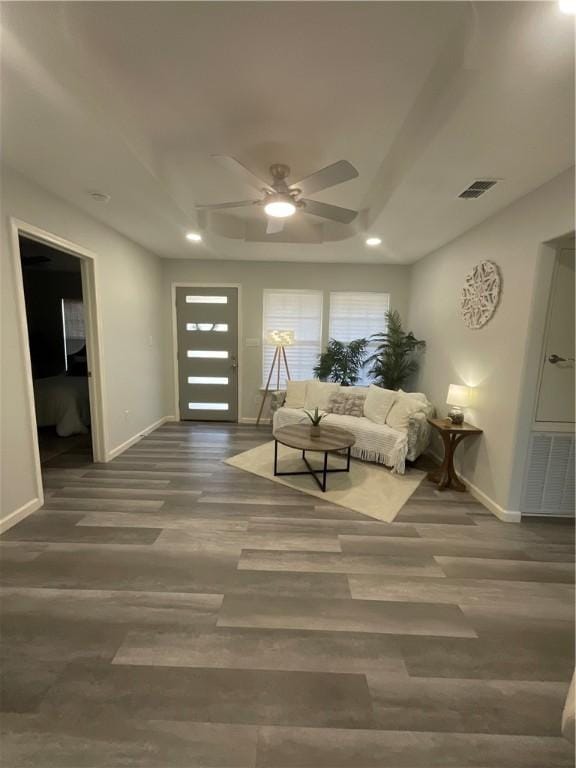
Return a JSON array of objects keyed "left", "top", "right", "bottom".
[{"left": 175, "top": 286, "right": 238, "bottom": 421}]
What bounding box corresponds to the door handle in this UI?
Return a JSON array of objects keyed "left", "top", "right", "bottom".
[
  {"left": 548, "top": 354, "right": 575, "bottom": 364},
  {"left": 230, "top": 356, "right": 238, "bottom": 370}
]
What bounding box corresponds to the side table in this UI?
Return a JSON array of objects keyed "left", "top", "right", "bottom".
[{"left": 427, "top": 418, "right": 483, "bottom": 492}]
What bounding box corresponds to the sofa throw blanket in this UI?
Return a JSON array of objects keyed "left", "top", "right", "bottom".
[{"left": 273, "top": 408, "right": 409, "bottom": 474}]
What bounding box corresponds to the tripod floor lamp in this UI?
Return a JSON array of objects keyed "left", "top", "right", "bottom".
[{"left": 256, "top": 329, "right": 294, "bottom": 425}]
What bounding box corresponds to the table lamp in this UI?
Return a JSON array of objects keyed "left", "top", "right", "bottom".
[{"left": 446, "top": 384, "right": 470, "bottom": 425}]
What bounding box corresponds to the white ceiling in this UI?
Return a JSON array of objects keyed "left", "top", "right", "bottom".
[{"left": 1, "top": 1, "right": 573, "bottom": 264}]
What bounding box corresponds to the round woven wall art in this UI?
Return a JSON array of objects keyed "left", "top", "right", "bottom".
[{"left": 460, "top": 260, "right": 501, "bottom": 329}]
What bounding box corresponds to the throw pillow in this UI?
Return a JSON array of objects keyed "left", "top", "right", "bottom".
[
  {"left": 398, "top": 388, "right": 429, "bottom": 404},
  {"left": 284, "top": 380, "right": 308, "bottom": 409},
  {"left": 326, "top": 391, "right": 347, "bottom": 415},
  {"left": 386, "top": 396, "right": 427, "bottom": 430},
  {"left": 326, "top": 390, "right": 367, "bottom": 417},
  {"left": 363, "top": 385, "right": 397, "bottom": 425},
  {"left": 305, "top": 381, "right": 341, "bottom": 411},
  {"left": 344, "top": 393, "right": 366, "bottom": 417}
]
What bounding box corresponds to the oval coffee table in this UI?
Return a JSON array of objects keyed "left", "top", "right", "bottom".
[{"left": 273, "top": 423, "right": 356, "bottom": 492}]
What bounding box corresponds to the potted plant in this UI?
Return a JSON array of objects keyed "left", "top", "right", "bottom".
[
  {"left": 365, "top": 310, "right": 426, "bottom": 390},
  {"left": 303, "top": 406, "right": 327, "bottom": 436},
  {"left": 313, "top": 338, "right": 368, "bottom": 385}
]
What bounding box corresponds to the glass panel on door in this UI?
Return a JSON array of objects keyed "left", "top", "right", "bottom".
[{"left": 175, "top": 287, "right": 238, "bottom": 421}]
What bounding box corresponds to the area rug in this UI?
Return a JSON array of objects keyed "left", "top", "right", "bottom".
[{"left": 225, "top": 441, "right": 425, "bottom": 523}]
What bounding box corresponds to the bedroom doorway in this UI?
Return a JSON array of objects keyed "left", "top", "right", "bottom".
[
  {"left": 11, "top": 219, "right": 106, "bottom": 511},
  {"left": 19, "top": 236, "right": 93, "bottom": 464}
]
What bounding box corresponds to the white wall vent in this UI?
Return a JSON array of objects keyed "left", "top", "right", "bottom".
[
  {"left": 458, "top": 180, "right": 499, "bottom": 199},
  {"left": 521, "top": 433, "right": 575, "bottom": 515}
]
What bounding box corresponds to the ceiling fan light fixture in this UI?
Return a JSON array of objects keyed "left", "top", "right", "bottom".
[
  {"left": 264, "top": 197, "right": 296, "bottom": 219},
  {"left": 365, "top": 237, "right": 382, "bottom": 246}
]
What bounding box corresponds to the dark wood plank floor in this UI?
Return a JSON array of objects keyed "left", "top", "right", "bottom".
[{"left": 1, "top": 422, "right": 574, "bottom": 767}]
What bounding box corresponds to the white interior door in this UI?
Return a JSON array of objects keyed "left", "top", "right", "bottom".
[
  {"left": 536, "top": 249, "right": 575, "bottom": 424},
  {"left": 175, "top": 287, "right": 238, "bottom": 422}
]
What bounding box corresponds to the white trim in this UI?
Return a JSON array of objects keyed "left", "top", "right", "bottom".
[
  {"left": 0, "top": 497, "right": 43, "bottom": 535},
  {"left": 464, "top": 477, "right": 521, "bottom": 523},
  {"left": 5, "top": 219, "right": 108, "bottom": 531},
  {"left": 239, "top": 417, "right": 271, "bottom": 425},
  {"left": 105, "top": 415, "right": 170, "bottom": 461},
  {"left": 425, "top": 448, "right": 520, "bottom": 523},
  {"left": 10, "top": 218, "right": 108, "bottom": 464},
  {"left": 171, "top": 283, "right": 243, "bottom": 422},
  {"left": 532, "top": 421, "right": 574, "bottom": 433},
  {"left": 8, "top": 220, "right": 45, "bottom": 513}
]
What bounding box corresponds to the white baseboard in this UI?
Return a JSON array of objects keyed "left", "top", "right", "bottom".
[
  {"left": 464, "top": 478, "right": 521, "bottom": 523},
  {"left": 105, "top": 415, "right": 171, "bottom": 461},
  {"left": 0, "top": 496, "right": 43, "bottom": 534},
  {"left": 424, "top": 450, "right": 520, "bottom": 523},
  {"left": 239, "top": 417, "right": 271, "bottom": 425},
  {"left": 0, "top": 416, "right": 172, "bottom": 532}
]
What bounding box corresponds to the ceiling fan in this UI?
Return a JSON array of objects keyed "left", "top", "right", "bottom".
[{"left": 196, "top": 155, "right": 359, "bottom": 235}]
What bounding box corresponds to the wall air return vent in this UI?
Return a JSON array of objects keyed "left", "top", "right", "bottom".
[
  {"left": 458, "top": 179, "right": 499, "bottom": 199},
  {"left": 521, "top": 433, "right": 574, "bottom": 516}
]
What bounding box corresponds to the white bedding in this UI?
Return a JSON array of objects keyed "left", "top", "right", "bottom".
[{"left": 34, "top": 376, "right": 90, "bottom": 437}]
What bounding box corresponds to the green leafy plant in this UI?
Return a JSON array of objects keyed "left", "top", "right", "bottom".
[
  {"left": 303, "top": 407, "right": 327, "bottom": 427},
  {"left": 313, "top": 338, "right": 368, "bottom": 386},
  {"left": 365, "top": 310, "right": 426, "bottom": 390}
]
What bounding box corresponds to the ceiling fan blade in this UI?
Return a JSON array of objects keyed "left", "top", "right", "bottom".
[
  {"left": 302, "top": 199, "right": 358, "bottom": 224},
  {"left": 292, "top": 160, "right": 358, "bottom": 196},
  {"left": 266, "top": 217, "right": 285, "bottom": 235},
  {"left": 212, "top": 155, "right": 273, "bottom": 193},
  {"left": 195, "top": 200, "right": 257, "bottom": 210}
]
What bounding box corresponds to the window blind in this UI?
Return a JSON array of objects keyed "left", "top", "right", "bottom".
[
  {"left": 328, "top": 292, "right": 390, "bottom": 384},
  {"left": 262, "top": 290, "right": 323, "bottom": 387},
  {"left": 61, "top": 299, "right": 86, "bottom": 369}
]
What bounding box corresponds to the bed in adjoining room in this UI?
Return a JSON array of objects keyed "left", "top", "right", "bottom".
[{"left": 34, "top": 375, "right": 91, "bottom": 438}]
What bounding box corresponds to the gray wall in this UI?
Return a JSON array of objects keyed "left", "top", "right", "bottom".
[
  {"left": 1, "top": 167, "right": 166, "bottom": 525},
  {"left": 162, "top": 259, "right": 411, "bottom": 421},
  {"left": 407, "top": 168, "right": 574, "bottom": 517}
]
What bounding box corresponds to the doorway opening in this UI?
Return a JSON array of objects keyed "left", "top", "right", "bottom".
[
  {"left": 519, "top": 235, "right": 575, "bottom": 517},
  {"left": 11, "top": 219, "right": 106, "bottom": 519},
  {"left": 20, "top": 236, "right": 93, "bottom": 464}
]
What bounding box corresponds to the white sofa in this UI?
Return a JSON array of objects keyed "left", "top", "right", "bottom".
[{"left": 272, "top": 382, "right": 433, "bottom": 474}]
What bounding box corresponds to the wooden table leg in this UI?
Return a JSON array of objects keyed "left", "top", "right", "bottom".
[{"left": 428, "top": 432, "right": 468, "bottom": 491}]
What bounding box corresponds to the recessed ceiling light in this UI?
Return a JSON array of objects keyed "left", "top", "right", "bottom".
[
  {"left": 559, "top": 0, "right": 576, "bottom": 14},
  {"left": 88, "top": 191, "right": 110, "bottom": 204},
  {"left": 186, "top": 232, "right": 202, "bottom": 242},
  {"left": 365, "top": 237, "right": 382, "bottom": 246},
  {"left": 264, "top": 196, "right": 296, "bottom": 219}
]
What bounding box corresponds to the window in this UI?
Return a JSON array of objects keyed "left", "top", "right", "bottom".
[
  {"left": 185, "top": 295, "right": 228, "bottom": 304},
  {"left": 188, "top": 376, "right": 229, "bottom": 385},
  {"left": 187, "top": 350, "right": 228, "bottom": 359},
  {"left": 188, "top": 402, "right": 229, "bottom": 411},
  {"left": 328, "top": 292, "right": 390, "bottom": 384},
  {"left": 186, "top": 323, "right": 228, "bottom": 332},
  {"left": 262, "top": 290, "right": 323, "bottom": 387},
  {"left": 61, "top": 299, "right": 85, "bottom": 370}
]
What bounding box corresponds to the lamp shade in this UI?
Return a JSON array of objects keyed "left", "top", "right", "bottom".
[
  {"left": 265, "top": 329, "right": 295, "bottom": 346},
  {"left": 446, "top": 384, "right": 470, "bottom": 408}
]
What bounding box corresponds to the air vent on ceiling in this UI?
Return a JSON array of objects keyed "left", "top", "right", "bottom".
[{"left": 458, "top": 179, "right": 499, "bottom": 199}]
